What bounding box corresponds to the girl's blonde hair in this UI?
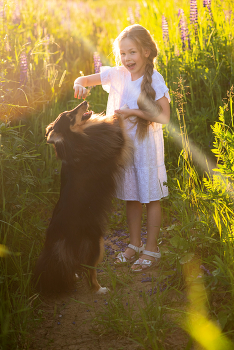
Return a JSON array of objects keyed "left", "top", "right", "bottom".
[{"left": 113, "top": 24, "right": 158, "bottom": 140}]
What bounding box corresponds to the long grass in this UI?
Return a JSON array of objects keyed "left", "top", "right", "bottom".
[{"left": 1, "top": 0, "right": 234, "bottom": 348}]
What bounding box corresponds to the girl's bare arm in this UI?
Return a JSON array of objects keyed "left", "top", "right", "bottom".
[
  {"left": 115, "top": 96, "right": 170, "bottom": 125},
  {"left": 74, "top": 73, "right": 101, "bottom": 99}
]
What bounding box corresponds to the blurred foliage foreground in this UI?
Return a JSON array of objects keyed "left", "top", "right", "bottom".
[{"left": 0, "top": 0, "right": 234, "bottom": 349}]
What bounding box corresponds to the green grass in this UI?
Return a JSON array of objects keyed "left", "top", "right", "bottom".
[{"left": 1, "top": 0, "right": 234, "bottom": 348}]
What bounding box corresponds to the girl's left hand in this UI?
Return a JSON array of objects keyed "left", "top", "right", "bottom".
[{"left": 114, "top": 108, "right": 131, "bottom": 119}]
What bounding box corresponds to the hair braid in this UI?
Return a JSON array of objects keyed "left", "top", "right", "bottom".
[
  {"left": 141, "top": 62, "right": 155, "bottom": 100},
  {"left": 113, "top": 25, "right": 159, "bottom": 140},
  {"left": 136, "top": 34, "right": 158, "bottom": 139}
]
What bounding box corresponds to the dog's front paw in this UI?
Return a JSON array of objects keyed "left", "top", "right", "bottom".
[{"left": 96, "top": 287, "right": 110, "bottom": 294}]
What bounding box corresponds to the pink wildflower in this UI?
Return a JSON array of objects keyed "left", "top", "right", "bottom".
[
  {"left": 178, "top": 9, "right": 189, "bottom": 50},
  {"left": 190, "top": 0, "right": 198, "bottom": 26},
  {"left": 128, "top": 7, "right": 135, "bottom": 25},
  {"left": 20, "top": 51, "right": 28, "bottom": 85},
  {"left": 93, "top": 52, "right": 102, "bottom": 74},
  {"left": 162, "top": 15, "right": 169, "bottom": 43}
]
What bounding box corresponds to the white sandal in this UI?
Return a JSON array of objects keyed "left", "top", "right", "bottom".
[
  {"left": 114, "top": 243, "right": 145, "bottom": 266},
  {"left": 131, "top": 248, "right": 161, "bottom": 272}
]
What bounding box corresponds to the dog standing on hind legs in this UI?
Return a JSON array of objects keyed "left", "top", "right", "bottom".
[{"left": 34, "top": 101, "right": 133, "bottom": 295}]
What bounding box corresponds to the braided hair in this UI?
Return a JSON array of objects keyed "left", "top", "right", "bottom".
[{"left": 113, "top": 24, "right": 158, "bottom": 140}]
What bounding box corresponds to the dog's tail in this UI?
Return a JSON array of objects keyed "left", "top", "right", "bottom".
[
  {"left": 33, "top": 238, "right": 100, "bottom": 295},
  {"left": 34, "top": 239, "right": 83, "bottom": 295}
]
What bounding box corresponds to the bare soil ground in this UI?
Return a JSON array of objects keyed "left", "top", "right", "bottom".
[
  {"left": 29, "top": 205, "right": 192, "bottom": 350},
  {"left": 29, "top": 254, "right": 191, "bottom": 349}
]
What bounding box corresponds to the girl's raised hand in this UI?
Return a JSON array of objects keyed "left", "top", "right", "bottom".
[{"left": 73, "top": 83, "right": 87, "bottom": 99}]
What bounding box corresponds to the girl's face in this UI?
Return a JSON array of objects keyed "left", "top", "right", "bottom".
[{"left": 119, "top": 37, "right": 150, "bottom": 81}]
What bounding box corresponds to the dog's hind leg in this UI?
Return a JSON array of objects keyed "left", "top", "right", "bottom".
[
  {"left": 84, "top": 238, "right": 109, "bottom": 294},
  {"left": 89, "top": 268, "right": 109, "bottom": 294}
]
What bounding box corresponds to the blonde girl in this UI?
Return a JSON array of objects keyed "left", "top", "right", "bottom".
[{"left": 73, "top": 24, "right": 170, "bottom": 272}]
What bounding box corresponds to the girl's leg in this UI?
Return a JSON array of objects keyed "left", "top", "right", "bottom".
[
  {"left": 131, "top": 200, "right": 161, "bottom": 270},
  {"left": 115, "top": 201, "right": 142, "bottom": 262},
  {"left": 145, "top": 200, "right": 161, "bottom": 252},
  {"left": 126, "top": 200, "right": 142, "bottom": 253}
]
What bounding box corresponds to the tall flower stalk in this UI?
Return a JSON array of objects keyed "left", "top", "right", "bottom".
[
  {"left": 20, "top": 51, "right": 28, "bottom": 85},
  {"left": 203, "top": 0, "right": 212, "bottom": 18},
  {"left": 190, "top": 0, "right": 198, "bottom": 32},
  {"left": 162, "top": 15, "right": 169, "bottom": 45},
  {"left": 128, "top": 7, "right": 135, "bottom": 25},
  {"left": 12, "top": 1, "right": 21, "bottom": 25},
  {"left": 135, "top": 3, "right": 141, "bottom": 22},
  {"left": 0, "top": 0, "right": 4, "bottom": 17},
  {"left": 178, "top": 9, "right": 189, "bottom": 50},
  {"left": 203, "top": 0, "right": 211, "bottom": 11},
  {"left": 93, "top": 52, "right": 102, "bottom": 74}
]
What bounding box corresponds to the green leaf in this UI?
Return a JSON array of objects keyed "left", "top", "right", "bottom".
[
  {"left": 212, "top": 268, "right": 221, "bottom": 277},
  {"left": 217, "top": 310, "right": 229, "bottom": 330},
  {"left": 170, "top": 235, "right": 189, "bottom": 249},
  {"left": 179, "top": 253, "right": 195, "bottom": 264},
  {"left": 166, "top": 224, "right": 176, "bottom": 231}
]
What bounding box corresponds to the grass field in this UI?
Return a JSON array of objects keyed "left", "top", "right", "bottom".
[{"left": 1, "top": 0, "right": 234, "bottom": 349}]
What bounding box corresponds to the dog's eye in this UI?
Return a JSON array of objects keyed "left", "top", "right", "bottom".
[
  {"left": 68, "top": 114, "right": 76, "bottom": 125},
  {"left": 45, "top": 124, "right": 54, "bottom": 137}
]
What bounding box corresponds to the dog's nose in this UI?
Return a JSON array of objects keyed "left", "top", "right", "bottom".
[{"left": 79, "top": 100, "right": 88, "bottom": 108}]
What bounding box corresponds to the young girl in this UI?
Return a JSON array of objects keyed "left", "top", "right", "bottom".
[{"left": 73, "top": 24, "right": 170, "bottom": 272}]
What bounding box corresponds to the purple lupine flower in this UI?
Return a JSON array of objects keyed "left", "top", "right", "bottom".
[
  {"left": 203, "top": 0, "right": 211, "bottom": 10},
  {"left": 190, "top": 0, "right": 198, "bottom": 26},
  {"left": 200, "top": 264, "right": 211, "bottom": 275},
  {"left": 135, "top": 3, "right": 141, "bottom": 21},
  {"left": 93, "top": 52, "right": 102, "bottom": 74},
  {"left": 12, "top": 2, "right": 21, "bottom": 25},
  {"left": 178, "top": 9, "right": 189, "bottom": 50},
  {"left": 128, "top": 7, "right": 135, "bottom": 25},
  {"left": 162, "top": 15, "right": 169, "bottom": 43},
  {"left": 20, "top": 51, "right": 28, "bottom": 85},
  {"left": 0, "top": 0, "right": 4, "bottom": 20},
  {"left": 203, "top": 0, "right": 213, "bottom": 19}
]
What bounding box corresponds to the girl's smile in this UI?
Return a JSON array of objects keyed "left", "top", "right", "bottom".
[{"left": 119, "top": 38, "right": 150, "bottom": 81}]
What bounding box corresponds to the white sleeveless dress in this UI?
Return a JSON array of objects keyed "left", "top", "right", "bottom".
[{"left": 100, "top": 66, "right": 170, "bottom": 203}]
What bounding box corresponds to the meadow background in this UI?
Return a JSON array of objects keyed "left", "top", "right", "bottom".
[{"left": 0, "top": 0, "right": 234, "bottom": 349}]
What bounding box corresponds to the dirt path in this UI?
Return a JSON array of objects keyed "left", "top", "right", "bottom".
[{"left": 29, "top": 224, "right": 192, "bottom": 350}]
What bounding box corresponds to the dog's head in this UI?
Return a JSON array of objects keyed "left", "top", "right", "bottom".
[
  {"left": 46, "top": 101, "right": 133, "bottom": 168},
  {"left": 45, "top": 101, "right": 92, "bottom": 162}
]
